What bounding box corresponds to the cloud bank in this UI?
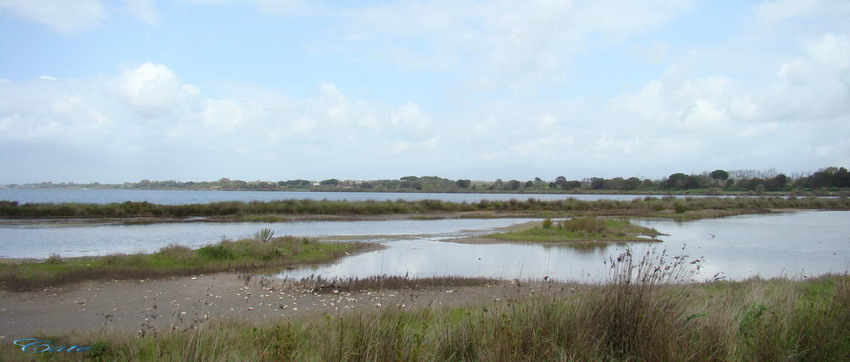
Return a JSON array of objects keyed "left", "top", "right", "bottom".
[{"left": 0, "top": 1, "right": 848, "bottom": 183}]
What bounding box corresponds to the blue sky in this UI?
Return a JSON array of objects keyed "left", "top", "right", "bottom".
[{"left": 1, "top": 0, "right": 849, "bottom": 184}]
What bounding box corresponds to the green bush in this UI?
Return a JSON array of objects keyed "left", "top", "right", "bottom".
[
  {"left": 44, "top": 253, "right": 64, "bottom": 265},
  {"left": 560, "top": 217, "right": 606, "bottom": 233},
  {"left": 197, "top": 245, "right": 234, "bottom": 260}
]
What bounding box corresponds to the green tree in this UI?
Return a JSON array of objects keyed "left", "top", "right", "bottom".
[
  {"left": 590, "top": 177, "right": 605, "bottom": 190},
  {"left": 533, "top": 177, "right": 544, "bottom": 186},
  {"left": 551, "top": 176, "right": 567, "bottom": 189},
  {"left": 709, "top": 170, "right": 729, "bottom": 186},
  {"left": 319, "top": 179, "right": 339, "bottom": 186}
]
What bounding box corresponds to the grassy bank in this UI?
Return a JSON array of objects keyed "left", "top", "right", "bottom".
[
  {"left": 489, "top": 217, "right": 662, "bottom": 243},
  {"left": 4, "top": 249, "right": 848, "bottom": 361},
  {"left": 1, "top": 196, "right": 849, "bottom": 221},
  {"left": 0, "top": 234, "right": 374, "bottom": 291}
]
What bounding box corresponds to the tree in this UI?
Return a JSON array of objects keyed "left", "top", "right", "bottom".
[
  {"left": 709, "top": 170, "right": 729, "bottom": 186},
  {"left": 590, "top": 177, "right": 606, "bottom": 190},
  {"left": 455, "top": 179, "right": 472, "bottom": 188},
  {"left": 533, "top": 177, "right": 544, "bottom": 186},
  {"left": 625, "top": 177, "right": 641, "bottom": 190},
  {"left": 319, "top": 179, "right": 339, "bottom": 186},
  {"left": 764, "top": 174, "right": 787, "bottom": 191},
  {"left": 603, "top": 177, "right": 625, "bottom": 190},
  {"left": 662, "top": 173, "right": 688, "bottom": 189},
  {"left": 506, "top": 180, "right": 521, "bottom": 190},
  {"left": 552, "top": 176, "right": 567, "bottom": 189}
]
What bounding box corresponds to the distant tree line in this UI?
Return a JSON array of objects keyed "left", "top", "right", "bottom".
[{"left": 4, "top": 167, "right": 848, "bottom": 194}]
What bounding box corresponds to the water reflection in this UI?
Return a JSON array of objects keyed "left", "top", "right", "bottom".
[
  {"left": 541, "top": 242, "right": 613, "bottom": 255},
  {"left": 0, "top": 218, "right": 538, "bottom": 258},
  {"left": 633, "top": 211, "right": 850, "bottom": 281},
  {"left": 278, "top": 211, "right": 850, "bottom": 282},
  {"left": 1, "top": 211, "right": 847, "bottom": 282}
]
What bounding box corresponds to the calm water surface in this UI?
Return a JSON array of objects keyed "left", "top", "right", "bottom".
[
  {"left": 0, "top": 218, "right": 536, "bottom": 258},
  {"left": 0, "top": 188, "right": 715, "bottom": 204},
  {"left": 275, "top": 211, "right": 850, "bottom": 282},
  {"left": 1, "top": 211, "right": 847, "bottom": 282}
]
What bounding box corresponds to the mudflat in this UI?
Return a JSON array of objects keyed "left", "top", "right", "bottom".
[{"left": 0, "top": 272, "right": 574, "bottom": 338}]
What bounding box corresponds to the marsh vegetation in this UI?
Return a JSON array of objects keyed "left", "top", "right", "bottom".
[
  {"left": 0, "top": 235, "right": 374, "bottom": 291},
  {"left": 488, "top": 217, "right": 662, "bottom": 243},
  {"left": 1, "top": 195, "right": 848, "bottom": 221}
]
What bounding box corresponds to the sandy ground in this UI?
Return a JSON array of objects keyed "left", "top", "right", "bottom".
[{"left": 0, "top": 272, "right": 574, "bottom": 338}]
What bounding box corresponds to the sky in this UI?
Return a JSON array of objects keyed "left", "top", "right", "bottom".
[{"left": 1, "top": 0, "right": 849, "bottom": 184}]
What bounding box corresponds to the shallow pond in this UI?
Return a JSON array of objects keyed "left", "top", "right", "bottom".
[
  {"left": 1, "top": 211, "right": 847, "bottom": 282},
  {"left": 0, "top": 218, "right": 537, "bottom": 259},
  {"left": 277, "top": 210, "right": 850, "bottom": 282}
]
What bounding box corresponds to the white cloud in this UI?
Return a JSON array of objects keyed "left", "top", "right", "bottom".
[
  {"left": 754, "top": 0, "right": 850, "bottom": 24},
  {"left": 119, "top": 62, "right": 183, "bottom": 118},
  {"left": 630, "top": 42, "right": 670, "bottom": 64},
  {"left": 735, "top": 122, "right": 780, "bottom": 138},
  {"left": 338, "top": 0, "right": 692, "bottom": 91},
  {"left": 0, "top": 0, "right": 107, "bottom": 34},
  {"left": 806, "top": 32, "right": 850, "bottom": 70},
  {"left": 124, "top": 0, "right": 159, "bottom": 25},
  {"left": 392, "top": 136, "right": 441, "bottom": 153},
  {"left": 0, "top": 64, "right": 448, "bottom": 181},
  {"left": 3, "top": 2, "right": 850, "bottom": 182},
  {"left": 390, "top": 102, "right": 429, "bottom": 128},
  {"left": 762, "top": 32, "right": 850, "bottom": 122},
  {"left": 179, "top": 0, "right": 317, "bottom": 16},
  {"left": 200, "top": 99, "right": 244, "bottom": 130}
]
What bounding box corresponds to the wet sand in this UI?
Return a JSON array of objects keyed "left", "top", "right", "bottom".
[{"left": 0, "top": 272, "right": 574, "bottom": 338}]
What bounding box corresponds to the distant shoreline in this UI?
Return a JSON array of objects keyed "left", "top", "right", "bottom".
[{"left": 1, "top": 185, "right": 846, "bottom": 197}]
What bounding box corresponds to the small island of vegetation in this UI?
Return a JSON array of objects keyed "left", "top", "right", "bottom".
[{"left": 488, "top": 217, "right": 662, "bottom": 243}]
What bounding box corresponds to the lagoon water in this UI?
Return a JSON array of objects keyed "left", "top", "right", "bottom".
[
  {"left": 0, "top": 188, "right": 718, "bottom": 204},
  {"left": 1, "top": 209, "right": 848, "bottom": 282},
  {"left": 275, "top": 211, "right": 850, "bottom": 282},
  {"left": 0, "top": 218, "right": 537, "bottom": 259}
]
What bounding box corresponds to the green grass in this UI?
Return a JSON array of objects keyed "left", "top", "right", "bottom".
[
  {"left": 488, "top": 217, "right": 662, "bottom": 243},
  {"left": 3, "top": 249, "right": 848, "bottom": 361},
  {"left": 0, "top": 236, "right": 373, "bottom": 291}
]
